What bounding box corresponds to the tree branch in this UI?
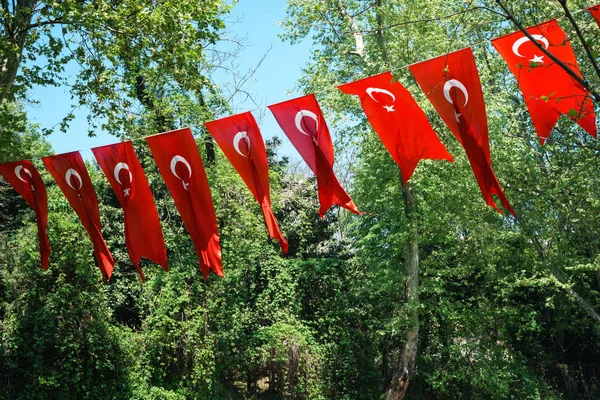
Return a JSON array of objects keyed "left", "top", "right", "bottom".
[
  {"left": 360, "top": 6, "right": 504, "bottom": 35},
  {"left": 1, "top": 0, "right": 14, "bottom": 38},
  {"left": 375, "top": 0, "right": 390, "bottom": 67},
  {"left": 24, "top": 18, "right": 65, "bottom": 31},
  {"left": 334, "top": 0, "right": 366, "bottom": 59},
  {"left": 514, "top": 213, "right": 600, "bottom": 324},
  {"left": 494, "top": 0, "right": 600, "bottom": 102},
  {"left": 350, "top": 0, "right": 377, "bottom": 18},
  {"left": 556, "top": 0, "right": 600, "bottom": 80}
]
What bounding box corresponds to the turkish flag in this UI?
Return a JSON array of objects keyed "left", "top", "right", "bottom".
[
  {"left": 338, "top": 72, "right": 454, "bottom": 184},
  {"left": 204, "top": 113, "right": 289, "bottom": 253},
  {"left": 42, "top": 152, "right": 115, "bottom": 279},
  {"left": 491, "top": 19, "right": 596, "bottom": 144},
  {"left": 588, "top": 5, "right": 600, "bottom": 29},
  {"left": 0, "top": 160, "right": 50, "bottom": 269},
  {"left": 146, "top": 128, "right": 223, "bottom": 279},
  {"left": 268, "top": 94, "right": 361, "bottom": 217},
  {"left": 409, "top": 48, "right": 516, "bottom": 216},
  {"left": 92, "top": 142, "right": 168, "bottom": 282}
]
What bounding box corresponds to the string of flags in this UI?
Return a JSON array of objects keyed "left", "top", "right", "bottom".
[{"left": 2, "top": 11, "right": 600, "bottom": 280}]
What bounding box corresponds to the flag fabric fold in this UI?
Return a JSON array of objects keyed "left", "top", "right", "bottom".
[
  {"left": 146, "top": 128, "right": 223, "bottom": 279},
  {"left": 491, "top": 19, "right": 596, "bottom": 144},
  {"left": 204, "top": 113, "right": 289, "bottom": 254},
  {"left": 0, "top": 160, "right": 50, "bottom": 269},
  {"left": 268, "top": 94, "right": 361, "bottom": 218},
  {"left": 338, "top": 72, "right": 454, "bottom": 184},
  {"left": 42, "top": 152, "right": 115, "bottom": 279},
  {"left": 409, "top": 48, "right": 516, "bottom": 216},
  {"left": 92, "top": 141, "right": 168, "bottom": 282}
]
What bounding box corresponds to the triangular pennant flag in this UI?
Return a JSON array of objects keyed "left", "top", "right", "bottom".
[
  {"left": 338, "top": 72, "right": 454, "bottom": 184},
  {"left": 268, "top": 94, "right": 361, "bottom": 217},
  {"left": 146, "top": 128, "right": 223, "bottom": 279},
  {"left": 42, "top": 152, "right": 115, "bottom": 279},
  {"left": 0, "top": 160, "right": 50, "bottom": 269},
  {"left": 409, "top": 48, "right": 516, "bottom": 215},
  {"left": 92, "top": 142, "right": 168, "bottom": 282},
  {"left": 491, "top": 19, "right": 596, "bottom": 144},
  {"left": 205, "top": 113, "right": 288, "bottom": 254}
]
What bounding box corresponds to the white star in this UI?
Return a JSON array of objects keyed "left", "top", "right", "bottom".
[
  {"left": 454, "top": 111, "right": 462, "bottom": 122},
  {"left": 529, "top": 54, "right": 544, "bottom": 63},
  {"left": 123, "top": 188, "right": 131, "bottom": 196},
  {"left": 383, "top": 105, "right": 395, "bottom": 112},
  {"left": 31, "top": 185, "right": 35, "bottom": 192},
  {"left": 183, "top": 182, "right": 190, "bottom": 191}
]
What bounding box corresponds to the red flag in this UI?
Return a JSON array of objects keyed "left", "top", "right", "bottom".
[
  {"left": 92, "top": 142, "right": 168, "bottom": 282},
  {"left": 268, "top": 94, "right": 361, "bottom": 218},
  {"left": 204, "top": 113, "right": 289, "bottom": 253},
  {"left": 42, "top": 152, "right": 115, "bottom": 279},
  {"left": 409, "top": 48, "right": 516, "bottom": 216},
  {"left": 491, "top": 19, "right": 596, "bottom": 144},
  {"left": 337, "top": 72, "right": 454, "bottom": 184},
  {"left": 0, "top": 160, "right": 50, "bottom": 269},
  {"left": 145, "top": 128, "right": 223, "bottom": 279},
  {"left": 588, "top": 5, "right": 600, "bottom": 29}
]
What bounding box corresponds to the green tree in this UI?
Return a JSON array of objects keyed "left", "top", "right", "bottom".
[
  {"left": 3, "top": 1, "right": 600, "bottom": 399},
  {"left": 0, "top": 0, "right": 230, "bottom": 135},
  {"left": 282, "top": 0, "right": 600, "bottom": 398}
]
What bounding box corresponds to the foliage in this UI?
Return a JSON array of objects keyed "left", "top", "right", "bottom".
[
  {"left": 1, "top": 0, "right": 232, "bottom": 135},
  {"left": 1, "top": 1, "right": 600, "bottom": 399}
]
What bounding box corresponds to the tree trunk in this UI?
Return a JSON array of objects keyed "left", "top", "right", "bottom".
[
  {"left": 0, "top": 0, "right": 38, "bottom": 101},
  {"left": 363, "top": 1, "right": 421, "bottom": 397},
  {"left": 385, "top": 181, "right": 420, "bottom": 400},
  {"left": 198, "top": 92, "right": 215, "bottom": 164},
  {"left": 334, "top": 0, "right": 365, "bottom": 59},
  {"left": 0, "top": 46, "right": 25, "bottom": 100},
  {"left": 134, "top": 75, "right": 175, "bottom": 132}
]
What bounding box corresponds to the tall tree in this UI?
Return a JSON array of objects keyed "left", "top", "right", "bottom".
[
  {"left": 282, "top": 0, "right": 600, "bottom": 397},
  {"left": 0, "top": 0, "right": 230, "bottom": 136}
]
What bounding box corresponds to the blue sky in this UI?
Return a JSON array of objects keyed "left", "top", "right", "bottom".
[{"left": 25, "top": 0, "right": 313, "bottom": 160}]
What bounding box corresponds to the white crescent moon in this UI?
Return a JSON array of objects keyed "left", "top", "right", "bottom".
[
  {"left": 443, "top": 79, "right": 469, "bottom": 107},
  {"left": 14, "top": 165, "right": 33, "bottom": 183},
  {"left": 294, "top": 110, "right": 319, "bottom": 136},
  {"left": 512, "top": 34, "right": 549, "bottom": 57},
  {"left": 233, "top": 131, "right": 251, "bottom": 157},
  {"left": 366, "top": 87, "right": 396, "bottom": 104},
  {"left": 65, "top": 168, "right": 83, "bottom": 190},
  {"left": 113, "top": 162, "right": 132, "bottom": 186},
  {"left": 170, "top": 155, "right": 192, "bottom": 179}
]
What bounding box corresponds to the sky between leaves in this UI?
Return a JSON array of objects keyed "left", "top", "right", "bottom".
[{"left": 24, "top": 0, "right": 313, "bottom": 160}]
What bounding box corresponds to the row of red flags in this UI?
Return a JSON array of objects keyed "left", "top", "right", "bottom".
[{"left": 1, "top": 15, "right": 599, "bottom": 280}]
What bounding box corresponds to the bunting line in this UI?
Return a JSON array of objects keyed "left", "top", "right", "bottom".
[
  {"left": 2, "top": 4, "right": 600, "bottom": 274},
  {"left": 4, "top": 5, "right": 593, "bottom": 165}
]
